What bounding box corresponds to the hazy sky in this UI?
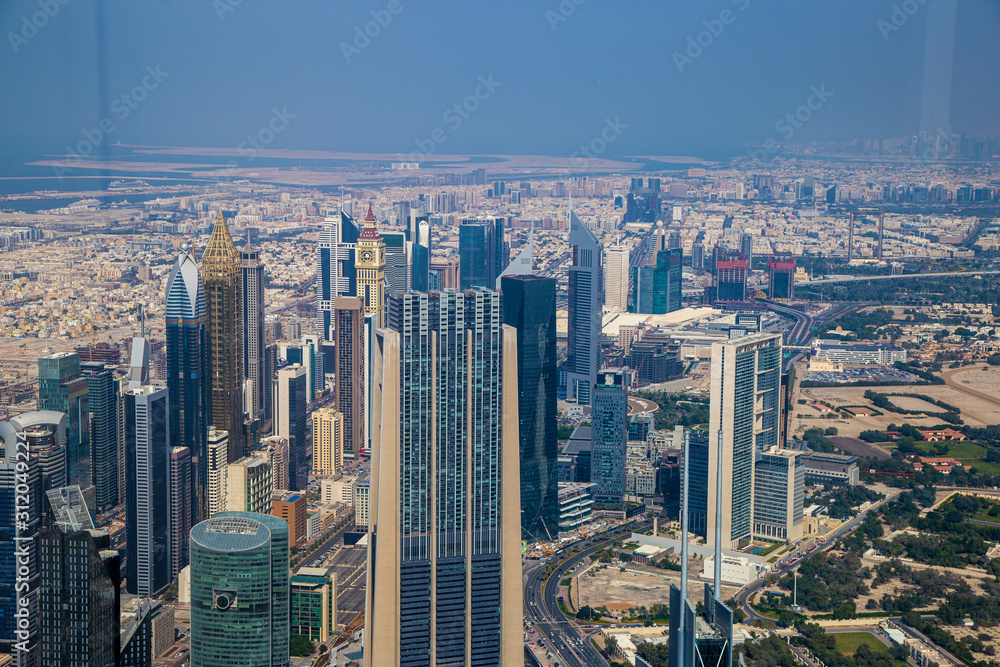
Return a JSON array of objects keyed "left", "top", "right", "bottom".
[{"left": 3, "top": 0, "right": 998, "bottom": 163}]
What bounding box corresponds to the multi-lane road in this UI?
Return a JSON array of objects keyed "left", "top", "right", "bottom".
[
  {"left": 524, "top": 521, "right": 649, "bottom": 667},
  {"left": 736, "top": 489, "right": 900, "bottom": 624}
]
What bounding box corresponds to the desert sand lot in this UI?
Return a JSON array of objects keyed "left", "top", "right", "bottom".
[
  {"left": 791, "top": 383, "right": 1000, "bottom": 439},
  {"left": 949, "top": 366, "right": 1000, "bottom": 398},
  {"left": 577, "top": 561, "right": 739, "bottom": 613}
]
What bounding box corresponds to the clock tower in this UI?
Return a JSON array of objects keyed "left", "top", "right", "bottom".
[{"left": 355, "top": 203, "right": 386, "bottom": 327}]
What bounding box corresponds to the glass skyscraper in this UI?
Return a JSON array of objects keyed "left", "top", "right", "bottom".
[
  {"left": 241, "top": 244, "right": 266, "bottom": 421},
  {"left": 80, "top": 361, "right": 118, "bottom": 512},
  {"left": 566, "top": 209, "right": 602, "bottom": 405},
  {"left": 501, "top": 275, "right": 559, "bottom": 541},
  {"left": 38, "top": 352, "right": 89, "bottom": 490},
  {"left": 124, "top": 385, "right": 171, "bottom": 597},
  {"left": 165, "top": 244, "right": 209, "bottom": 523},
  {"left": 39, "top": 486, "right": 119, "bottom": 667},
  {"left": 590, "top": 370, "right": 628, "bottom": 503},
  {"left": 317, "top": 211, "right": 360, "bottom": 340},
  {"left": 365, "top": 289, "right": 522, "bottom": 667},
  {"left": 633, "top": 247, "right": 682, "bottom": 314},
  {"left": 458, "top": 217, "right": 505, "bottom": 289},
  {"left": 190, "top": 512, "right": 289, "bottom": 667}
]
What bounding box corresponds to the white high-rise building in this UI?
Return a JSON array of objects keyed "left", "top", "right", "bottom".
[
  {"left": 604, "top": 245, "right": 630, "bottom": 312},
  {"left": 205, "top": 427, "right": 229, "bottom": 518}
]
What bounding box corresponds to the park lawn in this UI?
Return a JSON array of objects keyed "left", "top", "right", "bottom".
[
  {"left": 972, "top": 513, "right": 1000, "bottom": 524},
  {"left": 945, "top": 441, "right": 987, "bottom": 459},
  {"left": 833, "top": 632, "right": 890, "bottom": 656}
]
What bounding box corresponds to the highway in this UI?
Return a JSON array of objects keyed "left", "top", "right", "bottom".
[
  {"left": 524, "top": 520, "right": 649, "bottom": 667},
  {"left": 805, "top": 269, "right": 1000, "bottom": 285}
]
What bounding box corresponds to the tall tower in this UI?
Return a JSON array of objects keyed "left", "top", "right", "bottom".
[
  {"left": 81, "top": 360, "right": 118, "bottom": 512},
  {"left": 333, "top": 297, "right": 364, "bottom": 458},
  {"left": 566, "top": 208, "right": 603, "bottom": 405},
  {"left": 355, "top": 204, "right": 386, "bottom": 328},
  {"left": 203, "top": 211, "right": 244, "bottom": 463},
  {"left": 124, "top": 384, "right": 171, "bottom": 597},
  {"left": 38, "top": 351, "right": 89, "bottom": 490},
  {"left": 707, "top": 332, "right": 782, "bottom": 550},
  {"left": 311, "top": 408, "right": 344, "bottom": 476},
  {"left": 317, "top": 211, "right": 360, "bottom": 340},
  {"left": 502, "top": 275, "right": 559, "bottom": 542},
  {"left": 604, "top": 245, "right": 630, "bottom": 312},
  {"left": 591, "top": 370, "right": 628, "bottom": 503},
  {"left": 275, "top": 365, "right": 308, "bottom": 491},
  {"left": 190, "top": 512, "right": 290, "bottom": 667},
  {"left": 165, "top": 244, "right": 209, "bottom": 522},
  {"left": 241, "top": 243, "right": 266, "bottom": 421},
  {"left": 365, "top": 289, "right": 522, "bottom": 667},
  {"left": 169, "top": 446, "right": 192, "bottom": 578}
]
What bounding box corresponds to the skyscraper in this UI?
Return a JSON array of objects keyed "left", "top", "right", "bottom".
[
  {"left": 169, "top": 446, "right": 192, "bottom": 579},
  {"left": 203, "top": 211, "right": 244, "bottom": 463},
  {"left": 458, "top": 217, "right": 503, "bottom": 289},
  {"left": 124, "top": 384, "right": 171, "bottom": 597},
  {"left": 591, "top": 370, "right": 628, "bottom": 503},
  {"left": 410, "top": 218, "right": 431, "bottom": 292},
  {"left": 566, "top": 209, "right": 603, "bottom": 404},
  {"left": 753, "top": 446, "right": 804, "bottom": 542},
  {"left": 502, "top": 275, "right": 559, "bottom": 542},
  {"left": 365, "top": 289, "right": 522, "bottom": 666},
  {"left": 311, "top": 408, "right": 343, "bottom": 477},
  {"left": 633, "top": 247, "right": 683, "bottom": 314},
  {"left": 165, "top": 244, "right": 209, "bottom": 522},
  {"left": 189, "top": 512, "right": 290, "bottom": 667},
  {"left": 226, "top": 454, "right": 273, "bottom": 514},
  {"left": 707, "top": 332, "right": 782, "bottom": 549},
  {"left": 275, "top": 365, "right": 308, "bottom": 491},
  {"left": 317, "top": 211, "right": 361, "bottom": 340},
  {"left": 206, "top": 427, "right": 230, "bottom": 518},
  {"left": 768, "top": 258, "right": 796, "bottom": 300},
  {"left": 381, "top": 230, "right": 409, "bottom": 295},
  {"left": 333, "top": 297, "right": 364, "bottom": 458},
  {"left": 81, "top": 360, "right": 118, "bottom": 512},
  {"left": 38, "top": 486, "right": 119, "bottom": 667},
  {"left": 715, "top": 259, "right": 748, "bottom": 302},
  {"left": 604, "top": 245, "right": 630, "bottom": 312},
  {"left": 38, "top": 352, "right": 89, "bottom": 490},
  {"left": 355, "top": 204, "right": 386, "bottom": 328},
  {"left": 241, "top": 243, "right": 266, "bottom": 421}
]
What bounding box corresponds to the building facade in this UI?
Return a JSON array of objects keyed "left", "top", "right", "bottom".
[
  {"left": 566, "top": 210, "right": 603, "bottom": 404},
  {"left": 169, "top": 446, "right": 192, "bottom": 579},
  {"left": 311, "top": 408, "right": 344, "bottom": 477},
  {"left": 38, "top": 352, "right": 89, "bottom": 490},
  {"left": 753, "top": 446, "right": 804, "bottom": 542},
  {"left": 241, "top": 245, "right": 266, "bottom": 420},
  {"left": 203, "top": 211, "right": 244, "bottom": 463},
  {"left": 334, "top": 297, "right": 364, "bottom": 458},
  {"left": 317, "top": 212, "right": 360, "bottom": 340},
  {"left": 604, "top": 245, "right": 630, "bottom": 312},
  {"left": 355, "top": 205, "right": 386, "bottom": 328},
  {"left": 125, "top": 385, "right": 171, "bottom": 597},
  {"left": 502, "top": 275, "right": 559, "bottom": 541},
  {"left": 591, "top": 371, "right": 628, "bottom": 503},
  {"left": 206, "top": 428, "right": 230, "bottom": 519},
  {"left": 274, "top": 365, "right": 308, "bottom": 491},
  {"left": 81, "top": 360, "right": 118, "bottom": 512},
  {"left": 708, "top": 332, "right": 783, "bottom": 549},
  {"left": 365, "top": 289, "right": 522, "bottom": 666},
  {"left": 189, "top": 512, "right": 290, "bottom": 667},
  {"left": 226, "top": 454, "right": 273, "bottom": 515},
  {"left": 165, "top": 244, "right": 209, "bottom": 523}
]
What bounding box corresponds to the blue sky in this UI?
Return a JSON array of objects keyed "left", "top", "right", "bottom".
[{"left": 2, "top": 0, "right": 998, "bottom": 163}]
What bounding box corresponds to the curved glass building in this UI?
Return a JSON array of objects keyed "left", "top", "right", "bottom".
[{"left": 190, "top": 512, "right": 289, "bottom": 667}]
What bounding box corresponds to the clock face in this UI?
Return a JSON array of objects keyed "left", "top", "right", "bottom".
[{"left": 360, "top": 250, "right": 373, "bottom": 262}]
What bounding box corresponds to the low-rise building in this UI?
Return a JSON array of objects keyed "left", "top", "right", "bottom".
[
  {"left": 290, "top": 567, "right": 338, "bottom": 645},
  {"left": 802, "top": 452, "right": 859, "bottom": 486},
  {"left": 814, "top": 342, "right": 906, "bottom": 365},
  {"left": 272, "top": 491, "right": 308, "bottom": 546},
  {"left": 558, "top": 482, "right": 595, "bottom": 535}
]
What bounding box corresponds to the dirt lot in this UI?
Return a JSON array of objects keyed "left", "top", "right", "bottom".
[
  {"left": 790, "top": 382, "right": 1000, "bottom": 439},
  {"left": 577, "top": 560, "right": 739, "bottom": 614}
]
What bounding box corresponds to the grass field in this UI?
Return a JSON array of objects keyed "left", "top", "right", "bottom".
[
  {"left": 833, "top": 632, "right": 889, "bottom": 656},
  {"left": 914, "top": 441, "right": 1000, "bottom": 473}
]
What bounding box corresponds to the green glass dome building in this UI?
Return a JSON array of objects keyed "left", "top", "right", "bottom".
[{"left": 190, "top": 512, "right": 289, "bottom": 666}]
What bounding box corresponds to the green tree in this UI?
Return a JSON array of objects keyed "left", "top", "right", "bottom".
[{"left": 289, "top": 635, "right": 316, "bottom": 657}]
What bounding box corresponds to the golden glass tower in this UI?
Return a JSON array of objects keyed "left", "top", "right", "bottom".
[
  {"left": 202, "top": 211, "right": 244, "bottom": 463},
  {"left": 355, "top": 204, "right": 386, "bottom": 328}
]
